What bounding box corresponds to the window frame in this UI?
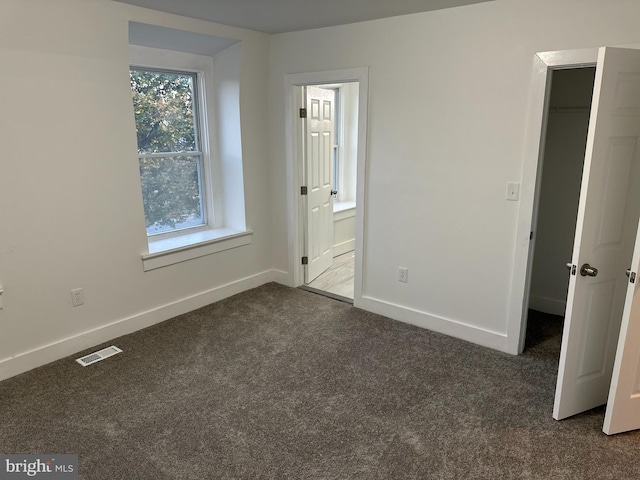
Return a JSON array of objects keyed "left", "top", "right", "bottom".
[
  {"left": 131, "top": 66, "right": 210, "bottom": 238},
  {"left": 332, "top": 86, "right": 341, "bottom": 200},
  {"left": 129, "top": 45, "right": 220, "bottom": 238},
  {"left": 130, "top": 45, "right": 252, "bottom": 271},
  {"left": 326, "top": 84, "right": 356, "bottom": 212}
]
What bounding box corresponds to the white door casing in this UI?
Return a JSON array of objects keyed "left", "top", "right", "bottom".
[
  {"left": 554, "top": 47, "right": 640, "bottom": 421},
  {"left": 304, "top": 86, "right": 335, "bottom": 284},
  {"left": 509, "top": 48, "right": 599, "bottom": 356}
]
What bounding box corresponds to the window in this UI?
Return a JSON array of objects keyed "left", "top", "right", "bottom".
[
  {"left": 326, "top": 82, "right": 358, "bottom": 213},
  {"left": 131, "top": 68, "right": 207, "bottom": 236},
  {"left": 128, "top": 40, "right": 250, "bottom": 271},
  {"left": 331, "top": 87, "right": 340, "bottom": 199}
]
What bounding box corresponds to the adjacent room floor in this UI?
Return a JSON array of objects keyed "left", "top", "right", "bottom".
[
  {"left": 0, "top": 285, "right": 638, "bottom": 479},
  {"left": 307, "top": 251, "right": 354, "bottom": 300}
]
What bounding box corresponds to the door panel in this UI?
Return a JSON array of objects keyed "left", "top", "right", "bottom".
[
  {"left": 576, "top": 280, "right": 616, "bottom": 381},
  {"left": 596, "top": 138, "right": 637, "bottom": 247},
  {"left": 554, "top": 47, "right": 640, "bottom": 421},
  {"left": 305, "top": 86, "right": 335, "bottom": 283}
]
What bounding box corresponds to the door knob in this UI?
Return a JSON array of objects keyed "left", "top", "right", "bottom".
[
  {"left": 330, "top": 190, "right": 338, "bottom": 195},
  {"left": 580, "top": 263, "right": 598, "bottom": 277},
  {"left": 566, "top": 262, "right": 572, "bottom": 271},
  {"left": 626, "top": 268, "right": 631, "bottom": 278}
]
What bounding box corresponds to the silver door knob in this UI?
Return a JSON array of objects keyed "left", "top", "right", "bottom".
[
  {"left": 580, "top": 263, "right": 598, "bottom": 277},
  {"left": 626, "top": 268, "right": 631, "bottom": 278},
  {"left": 566, "top": 262, "right": 572, "bottom": 271}
]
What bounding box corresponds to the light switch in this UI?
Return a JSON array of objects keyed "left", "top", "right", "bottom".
[{"left": 506, "top": 182, "right": 520, "bottom": 201}]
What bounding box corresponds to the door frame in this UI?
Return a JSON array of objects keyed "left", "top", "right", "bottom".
[
  {"left": 284, "top": 68, "right": 369, "bottom": 306},
  {"left": 507, "top": 48, "right": 598, "bottom": 354}
]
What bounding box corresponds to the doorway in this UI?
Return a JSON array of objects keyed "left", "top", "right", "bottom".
[
  {"left": 303, "top": 83, "right": 359, "bottom": 302},
  {"left": 526, "top": 67, "right": 596, "bottom": 342},
  {"left": 284, "top": 67, "right": 369, "bottom": 308},
  {"left": 516, "top": 47, "right": 640, "bottom": 434}
]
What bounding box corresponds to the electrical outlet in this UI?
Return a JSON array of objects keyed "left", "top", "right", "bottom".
[
  {"left": 71, "top": 288, "right": 84, "bottom": 307},
  {"left": 398, "top": 267, "right": 408, "bottom": 283},
  {"left": 506, "top": 182, "right": 520, "bottom": 201}
]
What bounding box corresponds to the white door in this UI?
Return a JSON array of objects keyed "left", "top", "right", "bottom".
[
  {"left": 304, "top": 86, "right": 335, "bottom": 284},
  {"left": 604, "top": 217, "right": 640, "bottom": 434},
  {"left": 554, "top": 47, "right": 640, "bottom": 421}
]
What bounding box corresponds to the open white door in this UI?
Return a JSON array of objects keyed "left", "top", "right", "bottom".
[
  {"left": 604, "top": 216, "right": 640, "bottom": 434},
  {"left": 554, "top": 47, "right": 640, "bottom": 421},
  {"left": 304, "top": 86, "right": 335, "bottom": 284}
]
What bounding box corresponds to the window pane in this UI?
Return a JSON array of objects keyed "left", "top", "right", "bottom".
[
  {"left": 139, "top": 155, "right": 205, "bottom": 235},
  {"left": 130, "top": 69, "right": 198, "bottom": 154}
]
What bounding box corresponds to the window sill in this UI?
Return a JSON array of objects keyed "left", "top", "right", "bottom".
[
  {"left": 142, "top": 228, "right": 252, "bottom": 271},
  {"left": 334, "top": 201, "right": 356, "bottom": 220}
]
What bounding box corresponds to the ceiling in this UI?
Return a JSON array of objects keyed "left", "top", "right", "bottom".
[{"left": 115, "top": 0, "right": 493, "bottom": 34}]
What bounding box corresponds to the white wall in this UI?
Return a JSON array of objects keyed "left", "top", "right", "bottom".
[
  {"left": 268, "top": 0, "right": 640, "bottom": 352},
  {"left": 0, "top": 0, "right": 272, "bottom": 379},
  {"left": 333, "top": 211, "right": 355, "bottom": 256},
  {"left": 529, "top": 68, "right": 595, "bottom": 316}
]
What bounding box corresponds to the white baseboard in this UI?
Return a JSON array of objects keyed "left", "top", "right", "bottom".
[
  {"left": 333, "top": 239, "right": 355, "bottom": 257},
  {"left": 0, "top": 269, "right": 278, "bottom": 382},
  {"left": 271, "top": 269, "right": 291, "bottom": 286},
  {"left": 529, "top": 295, "right": 566, "bottom": 316},
  {"left": 357, "top": 295, "right": 509, "bottom": 353}
]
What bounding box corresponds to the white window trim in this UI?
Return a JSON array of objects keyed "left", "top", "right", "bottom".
[
  {"left": 333, "top": 201, "right": 356, "bottom": 220},
  {"left": 322, "top": 85, "right": 346, "bottom": 204},
  {"left": 327, "top": 83, "right": 359, "bottom": 211},
  {"left": 333, "top": 86, "right": 342, "bottom": 202},
  {"left": 142, "top": 229, "right": 252, "bottom": 271},
  {"left": 130, "top": 45, "right": 251, "bottom": 270},
  {"left": 131, "top": 46, "right": 216, "bottom": 235}
]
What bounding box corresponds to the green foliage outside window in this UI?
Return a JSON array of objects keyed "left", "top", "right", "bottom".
[{"left": 130, "top": 69, "right": 204, "bottom": 234}]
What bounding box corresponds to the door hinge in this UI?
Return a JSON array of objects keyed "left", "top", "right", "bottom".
[
  {"left": 299, "top": 108, "right": 307, "bottom": 118},
  {"left": 301, "top": 256, "right": 308, "bottom": 265},
  {"left": 301, "top": 186, "right": 308, "bottom": 195}
]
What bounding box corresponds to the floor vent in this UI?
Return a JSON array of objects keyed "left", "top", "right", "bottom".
[{"left": 76, "top": 346, "right": 122, "bottom": 367}]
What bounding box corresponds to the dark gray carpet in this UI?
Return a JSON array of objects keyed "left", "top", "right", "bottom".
[{"left": 0, "top": 283, "right": 638, "bottom": 479}]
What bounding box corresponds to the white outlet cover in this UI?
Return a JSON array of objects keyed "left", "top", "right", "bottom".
[
  {"left": 71, "top": 288, "right": 84, "bottom": 307},
  {"left": 506, "top": 182, "right": 520, "bottom": 201},
  {"left": 399, "top": 267, "right": 408, "bottom": 283}
]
